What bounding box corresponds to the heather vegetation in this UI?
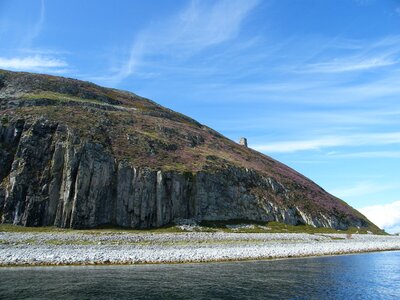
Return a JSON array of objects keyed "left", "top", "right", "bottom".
[{"left": 0, "top": 70, "right": 381, "bottom": 232}]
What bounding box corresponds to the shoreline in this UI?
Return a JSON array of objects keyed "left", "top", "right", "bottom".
[
  {"left": 1, "top": 232, "right": 399, "bottom": 267},
  {"left": 1, "top": 248, "right": 400, "bottom": 269}
]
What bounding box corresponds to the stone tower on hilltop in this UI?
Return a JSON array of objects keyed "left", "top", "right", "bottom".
[{"left": 239, "top": 137, "right": 248, "bottom": 147}]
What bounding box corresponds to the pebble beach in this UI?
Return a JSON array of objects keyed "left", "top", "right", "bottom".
[{"left": 1, "top": 231, "right": 399, "bottom": 266}]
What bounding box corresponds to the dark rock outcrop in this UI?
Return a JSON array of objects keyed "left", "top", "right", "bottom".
[{"left": 0, "top": 69, "right": 378, "bottom": 231}]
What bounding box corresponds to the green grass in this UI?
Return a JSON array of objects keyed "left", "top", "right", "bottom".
[
  {"left": 45, "top": 239, "right": 96, "bottom": 246},
  {"left": 0, "top": 238, "right": 37, "bottom": 245},
  {"left": 20, "top": 91, "right": 128, "bottom": 110},
  {"left": 0, "top": 221, "right": 385, "bottom": 235},
  {"left": 0, "top": 224, "right": 186, "bottom": 234},
  {"left": 0, "top": 224, "right": 72, "bottom": 233},
  {"left": 198, "top": 220, "right": 385, "bottom": 234},
  {"left": 22, "top": 91, "right": 102, "bottom": 104}
]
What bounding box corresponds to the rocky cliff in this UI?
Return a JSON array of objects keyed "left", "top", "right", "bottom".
[{"left": 0, "top": 69, "right": 379, "bottom": 231}]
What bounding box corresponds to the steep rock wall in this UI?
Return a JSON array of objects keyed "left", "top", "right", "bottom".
[{"left": 0, "top": 118, "right": 366, "bottom": 229}]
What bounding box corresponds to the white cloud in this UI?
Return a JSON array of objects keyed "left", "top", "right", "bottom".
[
  {"left": 302, "top": 55, "right": 396, "bottom": 73},
  {"left": 107, "top": 0, "right": 260, "bottom": 84},
  {"left": 294, "top": 35, "right": 400, "bottom": 74},
  {"left": 253, "top": 137, "right": 344, "bottom": 153},
  {"left": 0, "top": 55, "right": 68, "bottom": 72},
  {"left": 164, "top": 0, "right": 260, "bottom": 51},
  {"left": 18, "top": 48, "right": 71, "bottom": 56},
  {"left": 359, "top": 201, "right": 400, "bottom": 234},
  {"left": 330, "top": 182, "right": 400, "bottom": 199},
  {"left": 23, "top": 0, "right": 45, "bottom": 45},
  {"left": 194, "top": 68, "right": 400, "bottom": 105},
  {"left": 252, "top": 132, "right": 400, "bottom": 153},
  {"left": 330, "top": 151, "right": 400, "bottom": 159},
  {"left": 104, "top": 38, "right": 145, "bottom": 85}
]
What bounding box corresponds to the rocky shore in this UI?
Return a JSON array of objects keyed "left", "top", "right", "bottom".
[{"left": 1, "top": 232, "right": 399, "bottom": 266}]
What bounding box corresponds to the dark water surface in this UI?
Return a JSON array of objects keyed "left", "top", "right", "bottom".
[{"left": 0, "top": 251, "right": 399, "bottom": 299}]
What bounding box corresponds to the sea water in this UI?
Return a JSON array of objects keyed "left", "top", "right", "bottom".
[{"left": 0, "top": 251, "right": 399, "bottom": 299}]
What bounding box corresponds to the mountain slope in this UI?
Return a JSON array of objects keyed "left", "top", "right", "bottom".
[{"left": 0, "top": 69, "right": 379, "bottom": 231}]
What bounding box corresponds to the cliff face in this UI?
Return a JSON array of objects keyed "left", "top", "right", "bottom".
[{"left": 0, "top": 69, "right": 378, "bottom": 230}]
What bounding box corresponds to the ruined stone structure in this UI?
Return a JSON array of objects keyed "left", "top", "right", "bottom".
[{"left": 239, "top": 137, "right": 248, "bottom": 147}]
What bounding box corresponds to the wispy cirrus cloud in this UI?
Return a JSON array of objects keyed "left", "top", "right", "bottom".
[
  {"left": 291, "top": 35, "right": 400, "bottom": 74},
  {"left": 23, "top": 0, "right": 46, "bottom": 45},
  {"left": 359, "top": 201, "right": 400, "bottom": 233},
  {"left": 188, "top": 68, "right": 400, "bottom": 106},
  {"left": 103, "top": 0, "right": 260, "bottom": 85},
  {"left": 252, "top": 132, "right": 400, "bottom": 153},
  {"left": 211, "top": 110, "right": 399, "bottom": 133},
  {"left": 0, "top": 55, "right": 68, "bottom": 73},
  {"left": 330, "top": 182, "right": 400, "bottom": 199},
  {"left": 328, "top": 151, "right": 400, "bottom": 159},
  {"left": 253, "top": 137, "right": 343, "bottom": 153},
  {"left": 300, "top": 55, "right": 397, "bottom": 73},
  {"left": 159, "top": 0, "right": 260, "bottom": 52}
]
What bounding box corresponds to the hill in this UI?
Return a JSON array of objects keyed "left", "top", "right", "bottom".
[{"left": 0, "top": 69, "right": 380, "bottom": 232}]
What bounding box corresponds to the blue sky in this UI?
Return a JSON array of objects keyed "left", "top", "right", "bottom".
[{"left": 0, "top": 0, "right": 399, "bottom": 233}]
